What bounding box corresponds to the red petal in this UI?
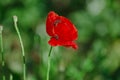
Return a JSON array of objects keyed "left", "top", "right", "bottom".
[
  {"left": 62, "top": 41, "right": 78, "bottom": 49},
  {"left": 48, "top": 38, "right": 60, "bottom": 46},
  {"left": 54, "top": 16, "right": 78, "bottom": 41},
  {"left": 48, "top": 38, "right": 78, "bottom": 49},
  {"left": 46, "top": 11, "right": 58, "bottom": 36},
  {"left": 61, "top": 16, "right": 78, "bottom": 40}
]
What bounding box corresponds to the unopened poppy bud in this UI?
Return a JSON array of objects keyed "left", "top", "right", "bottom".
[{"left": 13, "top": 15, "right": 18, "bottom": 22}]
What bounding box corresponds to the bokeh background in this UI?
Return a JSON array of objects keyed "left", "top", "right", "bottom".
[{"left": 0, "top": 0, "right": 120, "bottom": 80}]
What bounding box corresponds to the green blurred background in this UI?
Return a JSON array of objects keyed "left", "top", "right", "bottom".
[{"left": 0, "top": 0, "right": 120, "bottom": 80}]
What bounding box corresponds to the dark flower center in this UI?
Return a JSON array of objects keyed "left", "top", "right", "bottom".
[
  {"left": 53, "top": 19, "right": 61, "bottom": 26},
  {"left": 53, "top": 35, "right": 59, "bottom": 40}
]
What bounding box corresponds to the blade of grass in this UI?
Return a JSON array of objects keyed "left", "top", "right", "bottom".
[
  {"left": 13, "top": 16, "right": 26, "bottom": 80},
  {"left": 0, "top": 25, "right": 5, "bottom": 80}
]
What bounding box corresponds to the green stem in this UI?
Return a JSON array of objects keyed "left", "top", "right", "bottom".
[
  {"left": 46, "top": 46, "right": 53, "bottom": 80},
  {"left": 13, "top": 16, "right": 26, "bottom": 80},
  {"left": 0, "top": 26, "right": 5, "bottom": 80}
]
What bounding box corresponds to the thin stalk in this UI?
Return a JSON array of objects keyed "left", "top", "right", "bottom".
[
  {"left": 0, "top": 25, "right": 5, "bottom": 80},
  {"left": 13, "top": 16, "right": 26, "bottom": 80},
  {"left": 46, "top": 46, "right": 53, "bottom": 80}
]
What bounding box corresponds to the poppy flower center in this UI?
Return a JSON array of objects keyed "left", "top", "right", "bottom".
[
  {"left": 53, "top": 19, "right": 61, "bottom": 27},
  {"left": 53, "top": 35, "right": 59, "bottom": 40}
]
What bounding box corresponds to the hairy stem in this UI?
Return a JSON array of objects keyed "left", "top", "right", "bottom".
[
  {"left": 46, "top": 46, "right": 53, "bottom": 80},
  {"left": 13, "top": 16, "right": 26, "bottom": 80},
  {"left": 0, "top": 25, "right": 5, "bottom": 80}
]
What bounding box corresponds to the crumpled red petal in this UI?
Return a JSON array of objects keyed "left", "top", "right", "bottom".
[
  {"left": 48, "top": 38, "right": 78, "bottom": 49},
  {"left": 46, "top": 11, "right": 58, "bottom": 36}
]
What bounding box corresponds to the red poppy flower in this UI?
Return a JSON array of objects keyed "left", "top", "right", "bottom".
[{"left": 46, "top": 11, "right": 78, "bottom": 49}]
